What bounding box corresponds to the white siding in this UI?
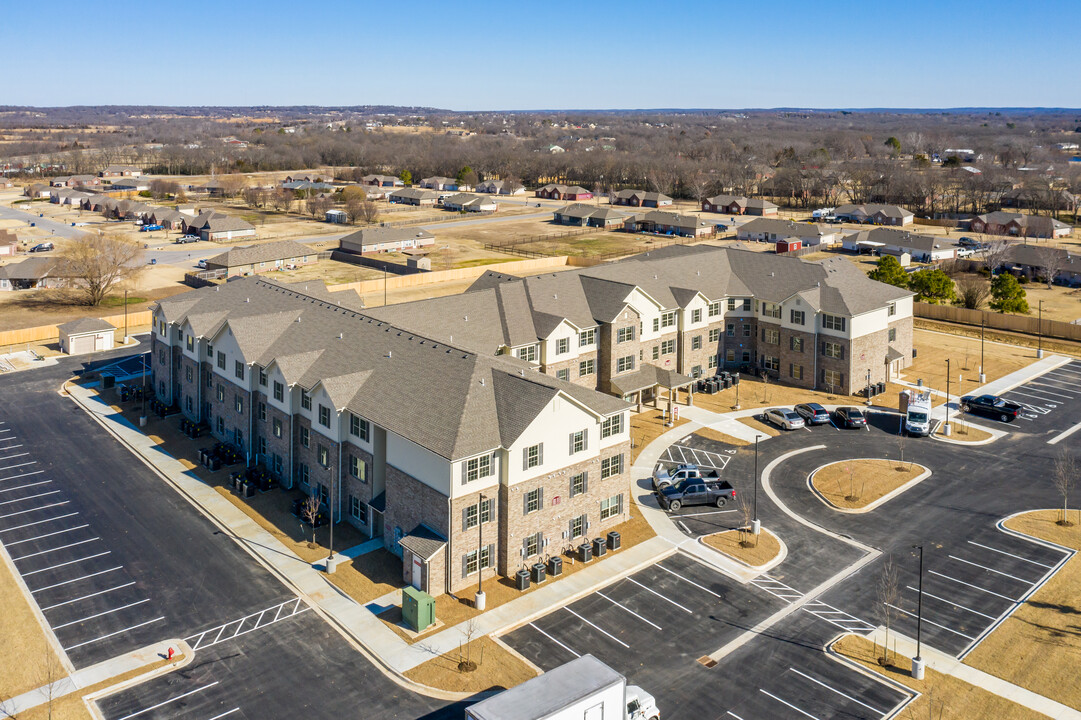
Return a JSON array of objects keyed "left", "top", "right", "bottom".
[
  {"left": 387, "top": 432, "right": 452, "bottom": 495},
  {"left": 506, "top": 395, "right": 602, "bottom": 486}
]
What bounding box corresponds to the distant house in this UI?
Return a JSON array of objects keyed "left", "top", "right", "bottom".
[
  {"left": 536, "top": 184, "right": 592, "bottom": 201},
  {"left": 702, "top": 195, "right": 779, "bottom": 216},
  {"left": 475, "top": 180, "right": 525, "bottom": 195},
  {"left": 108, "top": 177, "right": 151, "bottom": 192},
  {"left": 184, "top": 211, "right": 255, "bottom": 242},
  {"left": 419, "top": 176, "right": 470, "bottom": 192},
  {"left": 737, "top": 218, "right": 839, "bottom": 246},
  {"left": 842, "top": 228, "right": 960, "bottom": 263},
  {"left": 611, "top": 189, "right": 672, "bottom": 208},
  {"left": 0, "top": 177, "right": 14, "bottom": 189},
  {"left": 970, "top": 211, "right": 1071, "bottom": 239},
  {"left": 100, "top": 165, "right": 142, "bottom": 178},
  {"left": 388, "top": 188, "right": 442, "bottom": 206},
  {"left": 0, "top": 230, "right": 19, "bottom": 257},
  {"left": 1000, "top": 187, "right": 1077, "bottom": 211},
  {"left": 553, "top": 204, "right": 629, "bottom": 228},
  {"left": 833, "top": 203, "right": 914, "bottom": 226},
  {"left": 50, "top": 188, "right": 91, "bottom": 206},
  {"left": 203, "top": 239, "right": 314, "bottom": 275},
  {"left": 196, "top": 179, "right": 230, "bottom": 197},
  {"left": 0, "top": 257, "right": 67, "bottom": 291},
  {"left": 282, "top": 180, "right": 335, "bottom": 193},
  {"left": 149, "top": 208, "right": 186, "bottom": 229},
  {"left": 339, "top": 227, "right": 435, "bottom": 254},
  {"left": 53, "top": 175, "right": 99, "bottom": 188},
  {"left": 1001, "top": 245, "right": 1081, "bottom": 285},
  {"left": 625, "top": 210, "right": 716, "bottom": 238},
  {"left": 441, "top": 193, "right": 497, "bottom": 213},
  {"left": 25, "top": 183, "right": 51, "bottom": 199},
  {"left": 361, "top": 174, "right": 403, "bottom": 187}
]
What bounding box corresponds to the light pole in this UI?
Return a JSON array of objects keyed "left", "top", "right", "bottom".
[
  {"left": 865, "top": 368, "right": 872, "bottom": 406},
  {"left": 123, "top": 289, "right": 129, "bottom": 344},
  {"left": 752, "top": 435, "right": 761, "bottom": 537},
  {"left": 1037, "top": 300, "right": 1044, "bottom": 359},
  {"left": 476, "top": 493, "right": 487, "bottom": 610},
  {"left": 979, "top": 318, "right": 986, "bottom": 383},
  {"left": 911, "top": 545, "right": 925, "bottom": 679},
  {"left": 943, "top": 358, "right": 951, "bottom": 437},
  {"left": 734, "top": 373, "right": 740, "bottom": 410}
]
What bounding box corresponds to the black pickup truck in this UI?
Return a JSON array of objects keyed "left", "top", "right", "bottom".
[
  {"left": 657, "top": 477, "right": 736, "bottom": 511},
  {"left": 960, "top": 394, "right": 1023, "bottom": 422}
]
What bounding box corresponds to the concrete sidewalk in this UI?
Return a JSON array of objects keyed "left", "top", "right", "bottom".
[{"left": 867, "top": 628, "right": 1081, "bottom": 720}]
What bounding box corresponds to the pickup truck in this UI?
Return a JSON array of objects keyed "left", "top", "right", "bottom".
[
  {"left": 652, "top": 462, "right": 719, "bottom": 491},
  {"left": 139, "top": 224, "right": 163, "bottom": 232},
  {"left": 960, "top": 394, "right": 1023, "bottom": 422},
  {"left": 657, "top": 477, "right": 736, "bottom": 511}
]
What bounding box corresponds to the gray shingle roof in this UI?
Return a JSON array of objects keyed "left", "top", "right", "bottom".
[
  {"left": 398, "top": 525, "right": 446, "bottom": 560},
  {"left": 205, "top": 240, "right": 310, "bottom": 269},
  {"left": 58, "top": 317, "right": 115, "bottom": 335}
]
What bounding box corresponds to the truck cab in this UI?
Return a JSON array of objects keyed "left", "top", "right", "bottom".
[
  {"left": 651, "top": 462, "right": 719, "bottom": 491},
  {"left": 626, "top": 686, "right": 660, "bottom": 720}
]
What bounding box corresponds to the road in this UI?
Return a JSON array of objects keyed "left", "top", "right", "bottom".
[{"left": 0, "top": 202, "right": 86, "bottom": 240}]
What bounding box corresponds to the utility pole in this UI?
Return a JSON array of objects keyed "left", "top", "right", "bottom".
[
  {"left": 1037, "top": 300, "right": 1044, "bottom": 359},
  {"left": 752, "top": 435, "right": 761, "bottom": 536},
  {"left": 911, "top": 545, "right": 925, "bottom": 679},
  {"left": 979, "top": 317, "right": 986, "bottom": 383},
  {"left": 476, "top": 493, "right": 487, "bottom": 610},
  {"left": 944, "top": 358, "right": 951, "bottom": 436}
]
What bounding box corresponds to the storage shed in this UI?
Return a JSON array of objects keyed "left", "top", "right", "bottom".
[
  {"left": 58, "top": 318, "right": 115, "bottom": 355},
  {"left": 776, "top": 238, "right": 802, "bottom": 253}
]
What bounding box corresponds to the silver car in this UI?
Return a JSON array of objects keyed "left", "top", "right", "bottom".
[{"left": 764, "top": 407, "right": 806, "bottom": 430}]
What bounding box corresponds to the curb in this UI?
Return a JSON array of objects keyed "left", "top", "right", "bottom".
[
  {"left": 930, "top": 421, "right": 1001, "bottom": 446},
  {"left": 806, "top": 461, "right": 932, "bottom": 514},
  {"left": 81, "top": 639, "right": 194, "bottom": 720},
  {"left": 696, "top": 527, "right": 787, "bottom": 572},
  {"left": 822, "top": 633, "right": 917, "bottom": 720}
]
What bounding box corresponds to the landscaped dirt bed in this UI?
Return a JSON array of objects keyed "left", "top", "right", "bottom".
[
  {"left": 811, "top": 459, "right": 926, "bottom": 510},
  {"left": 403, "top": 636, "right": 538, "bottom": 693},
  {"left": 701, "top": 528, "right": 781, "bottom": 567}
]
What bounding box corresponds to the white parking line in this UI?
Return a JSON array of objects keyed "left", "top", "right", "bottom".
[
  {"left": 626, "top": 577, "right": 694, "bottom": 613},
  {"left": 760, "top": 689, "right": 821, "bottom": 720},
  {"left": 0, "top": 469, "right": 46, "bottom": 484},
  {"left": 40, "top": 582, "right": 137, "bottom": 612},
  {"left": 1048, "top": 420, "right": 1081, "bottom": 446},
  {"left": 565, "top": 607, "right": 629, "bottom": 648},
  {"left": 677, "top": 520, "right": 691, "bottom": 534},
  {"left": 726, "top": 712, "right": 747, "bottom": 720},
  {"left": 789, "top": 667, "right": 884, "bottom": 714},
  {"left": 0, "top": 490, "right": 62, "bottom": 506},
  {"left": 675, "top": 509, "right": 738, "bottom": 517},
  {"left": 0, "top": 500, "right": 69, "bottom": 520},
  {"left": 64, "top": 616, "right": 165, "bottom": 651},
  {"left": 596, "top": 591, "right": 662, "bottom": 630},
  {"left": 0, "top": 452, "right": 30, "bottom": 463},
  {"left": 1008, "top": 389, "right": 1061, "bottom": 404},
  {"left": 0, "top": 480, "right": 52, "bottom": 494},
  {"left": 115, "top": 681, "right": 219, "bottom": 720},
  {"left": 905, "top": 585, "right": 997, "bottom": 621},
  {"left": 22, "top": 550, "right": 111, "bottom": 577},
  {"left": 31, "top": 566, "right": 124, "bottom": 594},
  {"left": 1024, "top": 382, "right": 1075, "bottom": 397},
  {"left": 11, "top": 537, "right": 99, "bottom": 562},
  {"left": 949, "top": 554, "right": 1034, "bottom": 583},
  {"left": 529, "top": 622, "right": 580, "bottom": 658},
  {"left": 0, "top": 462, "right": 40, "bottom": 475},
  {"left": 929, "top": 570, "right": 1019, "bottom": 602},
  {"left": 886, "top": 602, "right": 975, "bottom": 640},
  {"left": 656, "top": 563, "right": 721, "bottom": 597},
  {"left": 967, "top": 540, "right": 1054, "bottom": 569},
  {"left": 53, "top": 599, "right": 151, "bottom": 630},
  {"left": 1031, "top": 378, "right": 1078, "bottom": 392},
  {"left": 0, "top": 512, "right": 80, "bottom": 534},
  {"left": 4, "top": 524, "right": 89, "bottom": 546},
  {"left": 206, "top": 710, "right": 241, "bottom": 720}
]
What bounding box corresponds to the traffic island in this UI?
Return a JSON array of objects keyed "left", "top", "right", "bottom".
[
  {"left": 809, "top": 459, "right": 930, "bottom": 513},
  {"left": 932, "top": 421, "right": 993, "bottom": 444},
  {"left": 963, "top": 510, "right": 1081, "bottom": 710},
  {"left": 700, "top": 527, "right": 783, "bottom": 569},
  {"left": 830, "top": 635, "right": 1046, "bottom": 720},
  {"left": 404, "top": 636, "right": 539, "bottom": 694}
]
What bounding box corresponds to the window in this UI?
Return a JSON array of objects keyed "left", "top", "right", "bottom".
[
  {"left": 216, "top": 384, "right": 224, "bottom": 402},
  {"left": 205, "top": 370, "right": 213, "bottom": 388},
  {"left": 726, "top": 323, "right": 735, "bottom": 337},
  {"left": 556, "top": 368, "right": 569, "bottom": 382},
  {"left": 652, "top": 345, "right": 659, "bottom": 361},
  {"left": 822, "top": 341, "right": 844, "bottom": 359},
  {"left": 661, "top": 339, "right": 676, "bottom": 355},
  {"left": 463, "top": 498, "right": 493, "bottom": 530},
  {"left": 234, "top": 394, "right": 244, "bottom": 413},
  {"left": 579, "top": 359, "right": 595, "bottom": 377},
  {"left": 579, "top": 328, "right": 595, "bottom": 347},
  {"left": 600, "top": 494, "right": 623, "bottom": 521},
  {"left": 185, "top": 365, "right": 193, "bottom": 382},
  {"left": 257, "top": 436, "right": 267, "bottom": 455},
  {"left": 790, "top": 336, "right": 804, "bottom": 353},
  {"left": 822, "top": 314, "right": 846, "bottom": 332},
  {"left": 556, "top": 337, "right": 569, "bottom": 355},
  {"left": 273, "top": 381, "right": 284, "bottom": 402},
  {"left": 298, "top": 464, "right": 310, "bottom": 487},
  {"left": 742, "top": 299, "right": 752, "bottom": 311},
  {"left": 727, "top": 298, "right": 736, "bottom": 311},
  {"left": 350, "top": 455, "right": 367, "bottom": 481},
  {"left": 570, "top": 429, "right": 587, "bottom": 454},
  {"left": 600, "top": 453, "right": 623, "bottom": 479},
  {"left": 790, "top": 364, "right": 804, "bottom": 380},
  {"left": 725, "top": 349, "right": 735, "bottom": 362},
  {"left": 258, "top": 369, "right": 267, "bottom": 386},
  {"left": 318, "top": 405, "right": 331, "bottom": 427},
  {"left": 318, "top": 444, "right": 329, "bottom": 468},
  {"left": 186, "top": 336, "right": 194, "bottom": 352},
  {"left": 480, "top": 497, "right": 493, "bottom": 523},
  {"left": 790, "top": 310, "right": 805, "bottom": 326},
  {"left": 350, "top": 413, "right": 370, "bottom": 441},
  {"left": 258, "top": 402, "right": 266, "bottom": 421},
  {"left": 763, "top": 356, "right": 780, "bottom": 372},
  {"left": 691, "top": 308, "right": 702, "bottom": 323},
  {"left": 524, "top": 532, "right": 542, "bottom": 558},
  {"left": 652, "top": 317, "right": 660, "bottom": 333},
  {"left": 463, "top": 545, "right": 494, "bottom": 577},
  {"left": 216, "top": 416, "right": 224, "bottom": 435},
  {"left": 616, "top": 355, "right": 635, "bottom": 373},
  {"left": 823, "top": 369, "right": 843, "bottom": 389},
  {"left": 523, "top": 443, "right": 542, "bottom": 470},
  {"left": 185, "top": 396, "right": 192, "bottom": 412},
  {"left": 569, "top": 514, "right": 586, "bottom": 538},
  {"left": 516, "top": 344, "right": 538, "bottom": 362},
  {"left": 660, "top": 311, "right": 676, "bottom": 329},
  {"left": 463, "top": 454, "right": 492, "bottom": 483},
  {"left": 234, "top": 427, "right": 243, "bottom": 447},
  {"left": 616, "top": 326, "right": 635, "bottom": 343},
  {"left": 350, "top": 496, "right": 367, "bottom": 523},
  {"left": 762, "top": 328, "right": 779, "bottom": 344},
  {"left": 692, "top": 335, "right": 703, "bottom": 350},
  {"left": 300, "top": 426, "right": 310, "bottom": 447},
  {"left": 570, "top": 472, "right": 588, "bottom": 497},
  {"left": 709, "top": 354, "right": 719, "bottom": 368},
  {"left": 692, "top": 365, "right": 702, "bottom": 377},
  {"left": 234, "top": 360, "right": 244, "bottom": 380},
  {"left": 272, "top": 453, "right": 283, "bottom": 475},
  {"left": 742, "top": 350, "right": 751, "bottom": 362},
  {"left": 207, "top": 343, "right": 214, "bottom": 357},
  {"left": 272, "top": 418, "right": 282, "bottom": 438},
  {"left": 762, "top": 302, "right": 781, "bottom": 319},
  {"left": 709, "top": 328, "right": 721, "bottom": 343},
  {"left": 318, "top": 483, "right": 328, "bottom": 504},
  {"left": 742, "top": 325, "right": 751, "bottom": 337},
  {"left": 524, "top": 488, "right": 542, "bottom": 514},
  {"left": 601, "top": 414, "right": 623, "bottom": 438},
  {"left": 889, "top": 328, "right": 897, "bottom": 342},
  {"left": 301, "top": 390, "right": 311, "bottom": 410},
  {"left": 216, "top": 351, "right": 225, "bottom": 370},
  {"left": 708, "top": 301, "right": 721, "bottom": 317},
  {"left": 888, "top": 302, "right": 897, "bottom": 317},
  {"left": 158, "top": 348, "right": 166, "bottom": 365}
]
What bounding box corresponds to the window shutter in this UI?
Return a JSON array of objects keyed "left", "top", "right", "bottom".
[
  {"left": 583, "top": 472, "right": 589, "bottom": 494},
  {"left": 582, "top": 430, "right": 588, "bottom": 452},
  {"left": 462, "top": 554, "right": 469, "bottom": 579},
  {"left": 462, "top": 506, "right": 469, "bottom": 530},
  {"left": 569, "top": 433, "right": 575, "bottom": 455},
  {"left": 840, "top": 346, "right": 845, "bottom": 360},
  {"left": 461, "top": 462, "right": 468, "bottom": 485},
  {"left": 538, "top": 444, "right": 543, "bottom": 466},
  {"left": 523, "top": 492, "right": 529, "bottom": 515},
  {"left": 522, "top": 448, "right": 528, "bottom": 471},
  {"left": 840, "top": 374, "right": 845, "bottom": 387},
  {"left": 539, "top": 488, "right": 544, "bottom": 509}
]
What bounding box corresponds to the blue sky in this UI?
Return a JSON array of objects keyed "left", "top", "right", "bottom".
[{"left": 2, "top": 1, "right": 1078, "bottom": 109}]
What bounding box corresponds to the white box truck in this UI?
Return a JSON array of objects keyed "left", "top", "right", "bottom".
[
  {"left": 902, "top": 389, "right": 932, "bottom": 436},
  {"left": 465, "top": 654, "right": 659, "bottom": 720}
]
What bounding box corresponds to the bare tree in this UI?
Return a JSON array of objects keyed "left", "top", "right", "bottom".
[
  {"left": 271, "top": 188, "right": 293, "bottom": 213},
  {"left": 217, "top": 174, "right": 248, "bottom": 198},
  {"left": 344, "top": 196, "right": 366, "bottom": 225},
  {"left": 357, "top": 200, "right": 380, "bottom": 224},
  {"left": 34, "top": 647, "right": 66, "bottom": 720},
  {"left": 242, "top": 186, "right": 268, "bottom": 209},
  {"left": 307, "top": 195, "right": 330, "bottom": 220},
  {"left": 1053, "top": 449, "right": 1076, "bottom": 527},
  {"left": 301, "top": 494, "right": 321, "bottom": 547},
  {"left": 737, "top": 493, "right": 755, "bottom": 548},
  {"left": 954, "top": 274, "right": 991, "bottom": 310},
  {"left": 1037, "top": 246, "right": 1066, "bottom": 289},
  {"left": 876, "top": 554, "right": 900, "bottom": 666},
  {"left": 981, "top": 240, "right": 1010, "bottom": 276},
  {"left": 58, "top": 233, "right": 144, "bottom": 306}
]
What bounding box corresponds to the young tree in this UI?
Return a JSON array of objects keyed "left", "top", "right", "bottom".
[
  {"left": 399, "top": 169, "right": 412, "bottom": 186},
  {"left": 340, "top": 185, "right": 367, "bottom": 203},
  {"left": 877, "top": 554, "right": 900, "bottom": 666},
  {"left": 884, "top": 136, "right": 902, "bottom": 156},
  {"left": 344, "top": 196, "right": 366, "bottom": 225},
  {"left": 59, "top": 233, "right": 144, "bottom": 306},
  {"left": 1053, "top": 449, "right": 1076, "bottom": 526},
  {"left": 908, "top": 269, "right": 956, "bottom": 304},
  {"left": 990, "top": 273, "right": 1029, "bottom": 313},
  {"left": 1037, "top": 246, "right": 1065, "bottom": 289},
  {"left": 301, "top": 494, "right": 320, "bottom": 547},
  {"left": 457, "top": 166, "right": 478, "bottom": 187},
  {"left": 954, "top": 274, "right": 991, "bottom": 309},
  {"left": 357, "top": 200, "right": 380, "bottom": 224},
  {"left": 867, "top": 255, "right": 910, "bottom": 288},
  {"left": 271, "top": 187, "right": 293, "bottom": 213},
  {"left": 307, "top": 195, "right": 330, "bottom": 220},
  {"left": 982, "top": 240, "right": 1010, "bottom": 276}
]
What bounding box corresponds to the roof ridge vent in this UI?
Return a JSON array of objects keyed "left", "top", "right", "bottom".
[
  {"left": 338, "top": 333, "right": 343, "bottom": 340},
  {"left": 387, "top": 350, "right": 392, "bottom": 358}
]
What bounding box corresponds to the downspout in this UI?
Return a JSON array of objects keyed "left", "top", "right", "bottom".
[{"left": 812, "top": 323, "right": 819, "bottom": 391}]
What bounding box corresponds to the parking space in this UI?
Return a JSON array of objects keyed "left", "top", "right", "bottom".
[
  {"left": 997, "top": 359, "right": 1081, "bottom": 435},
  {"left": 659, "top": 441, "right": 736, "bottom": 471}
]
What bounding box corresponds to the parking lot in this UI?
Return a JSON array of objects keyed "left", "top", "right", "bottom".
[{"left": 995, "top": 359, "right": 1081, "bottom": 441}]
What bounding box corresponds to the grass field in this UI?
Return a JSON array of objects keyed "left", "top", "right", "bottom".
[{"left": 0, "top": 551, "right": 65, "bottom": 701}]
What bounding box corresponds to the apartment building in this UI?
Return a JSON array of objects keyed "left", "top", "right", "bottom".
[{"left": 149, "top": 279, "right": 631, "bottom": 597}]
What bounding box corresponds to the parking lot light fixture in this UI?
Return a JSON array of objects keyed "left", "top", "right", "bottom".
[
  {"left": 1037, "top": 300, "right": 1044, "bottom": 359},
  {"left": 752, "top": 435, "right": 761, "bottom": 536},
  {"left": 476, "top": 492, "right": 487, "bottom": 610},
  {"left": 943, "top": 358, "right": 951, "bottom": 437},
  {"left": 911, "top": 544, "right": 925, "bottom": 680}
]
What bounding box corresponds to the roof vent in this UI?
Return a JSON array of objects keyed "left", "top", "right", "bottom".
[
  {"left": 387, "top": 350, "right": 392, "bottom": 358},
  {"left": 464, "top": 315, "right": 468, "bottom": 322},
  {"left": 769, "top": 272, "right": 774, "bottom": 277},
  {"left": 519, "top": 369, "right": 525, "bottom": 376},
  {"left": 338, "top": 333, "right": 343, "bottom": 340},
  {"left": 245, "top": 297, "right": 250, "bottom": 303},
  {"left": 480, "top": 378, "right": 485, "bottom": 386}
]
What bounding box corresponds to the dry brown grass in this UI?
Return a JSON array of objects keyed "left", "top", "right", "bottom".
[
  {"left": 403, "top": 636, "right": 538, "bottom": 693},
  {"left": 737, "top": 415, "right": 779, "bottom": 437},
  {"left": 935, "top": 421, "right": 993, "bottom": 442},
  {"left": 702, "top": 528, "right": 781, "bottom": 567},
  {"left": 811, "top": 459, "right": 925, "bottom": 510},
  {"left": 0, "top": 553, "right": 64, "bottom": 700},
  {"left": 832, "top": 635, "right": 1046, "bottom": 720},
  {"left": 630, "top": 410, "right": 689, "bottom": 463},
  {"left": 693, "top": 428, "right": 751, "bottom": 447},
  {"left": 964, "top": 510, "right": 1081, "bottom": 710}
]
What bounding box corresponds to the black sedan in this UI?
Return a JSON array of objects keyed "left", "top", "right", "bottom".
[
  {"left": 960, "top": 394, "right": 1022, "bottom": 422},
  {"left": 795, "top": 403, "right": 831, "bottom": 425},
  {"left": 835, "top": 406, "right": 868, "bottom": 428}
]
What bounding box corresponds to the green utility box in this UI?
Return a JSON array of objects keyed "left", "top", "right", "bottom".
[{"left": 402, "top": 586, "right": 435, "bottom": 632}]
